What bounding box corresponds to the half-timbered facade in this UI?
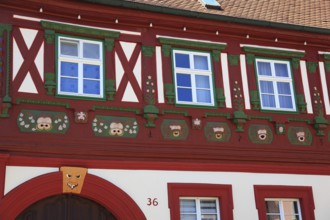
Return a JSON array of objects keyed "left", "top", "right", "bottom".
[{"left": 0, "top": 0, "right": 330, "bottom": 219}]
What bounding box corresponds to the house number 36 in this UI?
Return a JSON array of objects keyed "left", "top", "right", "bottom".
[{"left": 147, "top": 198, "right": 158, "bottom": 206}]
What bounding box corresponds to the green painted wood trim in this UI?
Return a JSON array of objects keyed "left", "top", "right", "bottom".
[
  {"left": 215, "top": 88, "right": 225, "bottom": 108},
  {"left": 248, "top": 115, "right": 273, "bottom": 121},
  {"left": 158, "top": 37, "right": 226, "bottom": 51},
  {"left": 41, "top": 20, "right": 120, "bottom": 39},
  {"left": 291, "top": 58, "right": 300, "bottom": 69},
  {"left": 0, "top": 24, "right": 13, "bottom": 116},
  {"left": 288, "top": 117, "right": 311, "bottom": 124},
  {"left": 105, "top": 79, "right": 116, "bottom": 101},
  {"left": 44, "top": 29, "right": 55, "bottom": 44},
  {"left": 296, "top": 94, "right": 307, "bottom": 113},
  {"left": 325, "top": 61, "right": 330, "bottom": 72},
  {"left": 324, "top": 54, "right": 330, "bottom": 60},
  {"left": 44, "top": 72, "right": 56, "bottom": 95},
  {"left": 246, "top": 54, "right": 255, "bottom": 65},
  {"left": 15, "top": 98, "right": 71, "bottom": 108},
  {"left": 212, "top": 50, "right": 220, "bottom": 62},
  {"left": 161, "top": 45, "right": 172, "bottom": 57},
  {"left": 142, "top": 45, "right": 155, "bottom": 57},
  {"left": 164, "top": 83, "right": 175, "bottom": 104},
  {"left": 306, "top": 62, "right": 318, "bottom": 74},
  {"left": 104, "top": 38, "right": 115, "bottom": 51},
  {"left": 228, "top": 54, "right": 240, "bottom": 66},
  {"left": 204, "top": 112, "right": 231, "bottom": 119},
  {"left": 92, "top": 105, "right": 140, "bottom": 114},
  {"left": 161, "top": 109, "right": 189, "bottom": 116},
  {"left": 242, "top": 46, "right": 305, "bottom": 58},
  {"left": 249, "top": 90, "right": 260, "bottom": 110}
]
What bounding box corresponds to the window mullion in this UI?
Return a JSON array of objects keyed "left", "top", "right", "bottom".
[
  {"left": 196, "top": 198, "right": 202, "bottom": 220},
  {"left": 279, "top": 200, "right": 285, "bottom": 220}
]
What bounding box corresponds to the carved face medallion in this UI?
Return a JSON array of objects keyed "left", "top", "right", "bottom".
[
  {"left": 60, "top": 167, "right": 87, "bottom": 194},
  {"left": 109, "top": 122, "right": 124, "bottom": 136},
  {"left": 37, "top": 117, "right": 52, "bottom": 131}
]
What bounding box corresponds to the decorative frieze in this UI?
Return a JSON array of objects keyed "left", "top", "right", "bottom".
[{"left": 248, "top": 124, "right": 273, "bottom": 144}]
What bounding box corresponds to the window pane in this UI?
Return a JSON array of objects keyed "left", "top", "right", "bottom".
[
  {"left": 257, "top": 61, "right": 271, "bottom": 76},
  {"left": 266, "top": 201, "right": 280, "bottom": 213},
  {"left": 196, "top": 75, "right": 210, "bottom": 89},
  {"left": 60, "top": 62, "right": 78, "bottom": 77},
  {"left": 282, "top": 201, "right": 299, "bottom": 215},
  {"left": 194, "top": 55, "right": 209, "bottom": 70},
  {"left": 200, "top": 200, "right": 217, "bottom": 213},
  {"left": 175, "top": 53, "right": 190, "bottom": 68},
  {"left": 201, "top": 214, "right": 217, "bottom": 220},
  {"left": 60, "top": 41, "right": 78, "bottom": 56},
  {"left": 60, "top": 77, "right": 78, "bottom": 93},
  {"left": 277, "top": 82, "right": 291, "bottom": 95},
  {"left": 260, "top": 81, "right": 274, "bottom": 94},
  {"left": 275, "top": 63, "right": 289, "bottom": 77},
  {"left": 180, "top": 214, "right": 197, "bottom": 220},
  {"left": 178, "top": 88, "right": 193, "bottom": 102},
  {"left": 266, "top": 215, "right": 281, "bottom": 220},
  {"left": 197, "top": 90, "right": 211, "bottom": 103},
  {"left": 262, "top": 94, "right": 276, "bottom": 108},
  {"left": 83, "top": 42, "right": 100, "bottom": 59},
  {"left": 83, "top": 64, "right": 100, "bottom": 79},
  {"left": 180, "top": 200, "right": 196, "bottom": 213},
  {"left": 279, "top": 96, "right": 293, "bottom": 109},
  {"left": 177, "top": 74, "right": 192, "bottom": 87},
  {"left": 83, "top": 79, "right": 100, "bottom": 95}
]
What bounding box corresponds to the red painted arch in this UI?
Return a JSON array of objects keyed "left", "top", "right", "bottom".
[{"left": 0, "top": 171, "right": 146, "bottom": 220}]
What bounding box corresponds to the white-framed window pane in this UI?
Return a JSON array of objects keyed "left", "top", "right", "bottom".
[
  {"left": 197, "top": 89, "right": 211, "bottom": 103},
  {"left": 180, "top": 199, "right": 197, "bottom": 213},
  {"left": 266, "top": 215, "right": 281, "bottom": 220},
  {"left": 181, "top": 215, "right": 197, "bottom": 220},
  {"left": 266, "top": 201, "right": 280, "bottom": 213},
  {"left": 200, "top": 200, "right": 217, "bottom": 214},
  {"left": 83, "top": 79, "right": 100, "bottom": 95},
  {"left": 175, "top": 53, "right": 190, "bottom": 68},
  {"left": 60, "top": 41, "right": 78, "bottom": 56},
  {"left": 60, "top": 78, "right": 78, "bottom": 93},
  {"left": 277, "top": 82, "right": 291, "bottom": 95},
  {"left": 196, "top": 75, "right": 210, "bottom": 89},
  {"left": 260, "top": 81, "right": 274, "bottom": 94},
  {"left": 178, "top": 88, "right": 193, "bottom": 102},
  {"left": 83, "top": 64, "right": 100, "bottom": 79},
  {"left": 279, "top": 96, "right": 293, "bottom": 109},
  {"left": 194, "top": 55, "right": 209, "bottom": 70},
  {"left": 261, "top": 94, "right": 276, "bottom": 108},
  {"left": 177, "top": 73, "right": 192, "bottom": 87},
  {"left": 275, "top": 63, "right": 289, "bottom": 77},
  {"left": 201, "top": 214, "right": 218, "bottom": 220},
  {"left": 61, "top": 62, "right": 78, "bottom": 77},
  {"left": 257, "top": 61, "right": 272, "bottom": 76},
  {"left": 83, "top": 42, "right": 100, "bottom": 59},
  {"left": 283, "top": 201, "right": 300, "bottom": 220}
]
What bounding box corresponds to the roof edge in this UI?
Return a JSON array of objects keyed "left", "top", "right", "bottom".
[{"left": 84, "top": 0, "right": 330, "bottom": 35}]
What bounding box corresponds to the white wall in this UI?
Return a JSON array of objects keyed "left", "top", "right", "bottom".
[{"left": 5, "top": 166, "right": 330, "bottom": 220}]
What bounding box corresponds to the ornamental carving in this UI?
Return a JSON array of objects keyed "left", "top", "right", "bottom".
[
  {"left": 248, "top": 125, "right": 273, "bottom": 144},
  {"left": 288, "top": 127, "right": 312, "bottom": 145},
  {"left": 92, "top": 116, "right": 139, "bottom": 138},
  {"left": 17, "top": 110, "right": 69, "bottom": 133},
  {"left": 60, "top": 167, "right": 87, "bottom": 194},
  {"left": 161, "top": 119, "right": 189, "bottom": 140},
  {"left": 204, "top": 122, "right": 231, "bottom": 142}
]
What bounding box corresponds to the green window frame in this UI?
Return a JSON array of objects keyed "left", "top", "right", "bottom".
[
  {"left": 255, "top": 58, "right": 297, "bottom": 112},
  {"left": 56, "top": 35, "right": 104, "bottom": 99},
  {"left": 172, "top": 49, "right": 215, "bottom": 107}
]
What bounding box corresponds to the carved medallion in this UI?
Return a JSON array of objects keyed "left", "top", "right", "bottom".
[{"left": 204, "top": 122, "right": 231, "bottom": 142}]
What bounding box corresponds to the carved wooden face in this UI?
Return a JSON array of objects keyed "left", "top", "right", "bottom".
[
  {"left": 60, "top": 167, "right": 87, "bottom": 194},
  {"left": 37, "top": 117, "right": 52, "bottom": 131},
  {"left": 109, "top": 122, "right": 124, "bottom": 136}
]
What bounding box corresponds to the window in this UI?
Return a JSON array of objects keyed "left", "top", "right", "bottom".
[
  {"left": 168, "top": 183, "right": 233, "bottom": 220},
  {"left": 180, "top": 197, "right": 220, "bottom": 220},
  {"left": 265, "top": 199, "right": 302, "bottom": 220},
  {"left": 254, "top": 185, "right": 315, "bottom": 220},
  {"left": 256, "top": 58, "right": 296, "bottom": 111},
  {"left": 57, "top": 36, "right": 104, "bottom": 98},
  {"left": 172, "top": 50, "right": 215, "bottom": 107}
]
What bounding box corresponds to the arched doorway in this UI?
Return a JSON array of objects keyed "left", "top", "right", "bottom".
[
  {"left": 16, "top": 194, "right": 117, "bottom": 220},
  {"left": 0, "top": 172, "right": 147, "bottom": 220}
]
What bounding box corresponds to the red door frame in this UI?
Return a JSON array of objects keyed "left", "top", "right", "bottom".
[{"left": 0, "top": 172, "right": 146, "bottom": 220}]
